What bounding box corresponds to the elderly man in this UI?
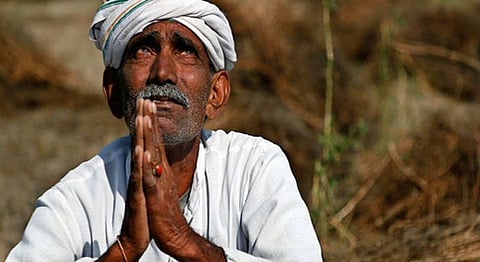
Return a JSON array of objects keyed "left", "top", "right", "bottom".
[{"left": 7, "top": 0, "right": 322, "bottom": 261}]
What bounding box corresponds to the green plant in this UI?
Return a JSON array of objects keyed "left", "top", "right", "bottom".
[
  {"left": 310, "top": 0, "right": 372, "bottom": 243},
  {"left": 312, "top": 118, "right": 368, "bottom": 238}
]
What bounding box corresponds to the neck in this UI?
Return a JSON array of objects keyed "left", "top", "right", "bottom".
[{"left": 165, "top": 135, "right": 201, "bottom": 197}]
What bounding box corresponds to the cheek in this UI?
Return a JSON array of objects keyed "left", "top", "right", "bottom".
[
  {"left": 178, "top": 61, "right": 211, "bottom": 83},
  {"left": 121, "top": 64, "right": 150, "bottom": 92},
  {"left": 189, "top": 86, "right": 211, "bottom": 121},
  {"left": 181, "top": 68, "right": 210, "bottom": 95}
]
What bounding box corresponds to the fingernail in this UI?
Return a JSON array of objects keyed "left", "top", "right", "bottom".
[
  {"left": 145, "top": 151, "right": 151, "bottom": 163},
  {"left": 146, "top": 117, "right": 152, "bottom": 129},
  {"left": 135, "top": 116, "right": 140, "bottom": 126},
  {"left": 151, "top": 102, "right": 156, "bottom": 114},
  {"left": 137, "top": 98, "right": 142, "bottom": 108},
  {"left": 134, "top": 145, "right": 141, "bottom": 156}
]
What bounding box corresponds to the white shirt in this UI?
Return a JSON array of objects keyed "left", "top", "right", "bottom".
[{"left": 7, "top": 130, "right": 323, "bottom": 261}]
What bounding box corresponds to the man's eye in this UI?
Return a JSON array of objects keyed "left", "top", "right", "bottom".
[
  {"left": 180, "top": 49, "right": 193, "bottom": 55},
  {"left": 133, "top": 46, "right": 154, "bottom": 59},
  {"left": 177, "top": 46, "right": 197, "bottom": 57}
]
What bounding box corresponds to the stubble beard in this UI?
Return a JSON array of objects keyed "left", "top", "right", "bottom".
[{"left": 122, "top": 83, "right": 210, "bottom": 146}]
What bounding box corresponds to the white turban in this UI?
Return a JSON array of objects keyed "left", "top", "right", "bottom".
[{"left": 89, "top": 0, "right": 237, "bottom": 71}]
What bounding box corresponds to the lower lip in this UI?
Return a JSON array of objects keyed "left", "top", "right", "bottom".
[
  {"left": 153, "top": 100, "right": 177, "bottom": 111},
  {"left": 153, "top": 99, "right": 173, "bottom": 105}
]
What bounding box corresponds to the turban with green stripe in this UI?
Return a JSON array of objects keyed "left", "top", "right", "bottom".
[{"left": 89, "top": 0, "right": 237, "bottom": 71}]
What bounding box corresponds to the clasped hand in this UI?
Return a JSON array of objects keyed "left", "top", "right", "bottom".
[{"left": 120, "top": 98, "right": 192, "bottom": 260}]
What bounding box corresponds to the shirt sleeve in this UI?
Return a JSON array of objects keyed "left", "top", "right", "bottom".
[
  {"left": 230, "top": 144, "right": 323, "bottom": 262},
  {"left": 6, "top": 187, "right": 99, "bottom": 262}
]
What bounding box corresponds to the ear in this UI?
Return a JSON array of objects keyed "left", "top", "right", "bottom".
[
  {"left": 206, "top": 70, "right": 231, "bottom": 120},
  {"left": 102, "top": 67, "right": 124, "bottom": 119}
]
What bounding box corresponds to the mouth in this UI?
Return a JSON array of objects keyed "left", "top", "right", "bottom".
[
  {"left": 148, "top": 96, "right": 187, "bottom": 113},
  {"left": 149, "top": 95, "right": 178, "bottom": 104}
]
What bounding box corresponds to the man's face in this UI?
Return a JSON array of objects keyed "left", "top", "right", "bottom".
[{"left": 118, "top": 21, "right": 213, "bottom": 145}]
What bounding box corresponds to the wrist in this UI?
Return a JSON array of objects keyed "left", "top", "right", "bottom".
[
  {"left": 96, "top": 236, "right": 142, "bottom": 262},
  {"left": 118, "top": 235, "right": 146, "bottom": 262},
  {"left": 116, "top": 237, "right": 129, "bottom": 261},
  {"left": 168, "top": 229, "right": 226, "bottom": 262}
]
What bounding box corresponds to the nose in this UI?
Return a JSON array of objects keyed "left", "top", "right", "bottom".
[{"left": 149, "top": 49, "right": 177, "bottom": 84}]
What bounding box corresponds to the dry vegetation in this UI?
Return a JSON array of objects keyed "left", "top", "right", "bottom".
[{"left": 1, "top": 0, "right": 480, "bottom": 261}]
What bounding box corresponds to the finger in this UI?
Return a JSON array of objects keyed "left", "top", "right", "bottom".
[
  {"left": 132, "top": 116, "right": 144, "bottom": 182},
  {"left": 133, "top": 99, "right": 145, "bottom": 179},
  {"left": 120, "top": 144, "right": 150, "bottom": 258},
  {"left": 142, "top": 150, "right": 158, "bottom": 191},
  {"left": 126, "top": 116, "right": 146, "bottom": 220},
  {"left": 118, "top": 98, "right": 152, "bottom": 258},
  {"left": 150, "top": 101, "right": 162, "bottom": 153},
  {"left": 143, "top": 100, "right": 166, "bottom": 194},
  {"left": 143, "top": 100, "right": 155, "bottom": 163},
  {"left": 137, "top": 98, "right": 144, "bottom": 117},
  {"left": 148, "top": 100, "right": 167, "bottom": 169},
  {"left": 125, "top": 99, "right": 146, "bottom": 224},
  {"left": 127, "top": 145, "right": 145, "bottom": 200},
  {"left": 134, "top": 98, "right": 145, "bottom": 151},
  {"left": 142, "top": 110, "right": 157, "bottom": 189}
]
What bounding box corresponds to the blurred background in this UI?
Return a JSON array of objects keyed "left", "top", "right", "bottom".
[{"left": 0, "top": 0, "right": 479, "bottom": 260}]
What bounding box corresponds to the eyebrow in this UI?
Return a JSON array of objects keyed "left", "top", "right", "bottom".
[
  {"left": 172, "top": 32, "right": 199, "bottom": 56},
  {"left": 131, "top": 31, "right": 159, "bottom": 47}
]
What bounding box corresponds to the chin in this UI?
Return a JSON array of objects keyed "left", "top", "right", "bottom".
[{"left": 162, "top": 133, "right": 196, "bottom": 145}]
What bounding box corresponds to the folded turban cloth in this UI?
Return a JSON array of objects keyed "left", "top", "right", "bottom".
[{"left": 89, "top": 0, "right": 237, "bottom": 71}]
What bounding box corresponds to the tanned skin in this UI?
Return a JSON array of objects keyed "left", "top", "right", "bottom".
[{"left": 98, "top": 20, "right": 231, "bottom": 262}]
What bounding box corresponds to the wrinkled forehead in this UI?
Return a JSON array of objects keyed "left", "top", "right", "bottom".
[
  {"left": 130, "top": 20, "right": 204, "bottom": 47},
  {"left": 126, "top": 20, "right": 211, "bottom": 61}
]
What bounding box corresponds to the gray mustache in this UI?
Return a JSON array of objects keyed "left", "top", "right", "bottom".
[{"left": 138, "top": 83, "right": 190, "bottom": 108}]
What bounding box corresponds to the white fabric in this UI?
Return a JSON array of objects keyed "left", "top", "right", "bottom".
[
  {"left": 6, "top": 130, "right": 323, "bottom": 261},
  {"left": 89, "top": 0, "right": 237, "bottom": 71}
]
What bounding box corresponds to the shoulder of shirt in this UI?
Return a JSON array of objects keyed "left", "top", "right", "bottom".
[
  {"left": 53, "top": 135, "right": 131, "bottom": 189},
  {"left": 201, "top": 129, "right": 296, "bottom": 200},
  {"left": 202, "top": 129, "right": 283, "bottom": 157},
  {"left": 98, "top": 135, "right": 131, "bottom": 162}
]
